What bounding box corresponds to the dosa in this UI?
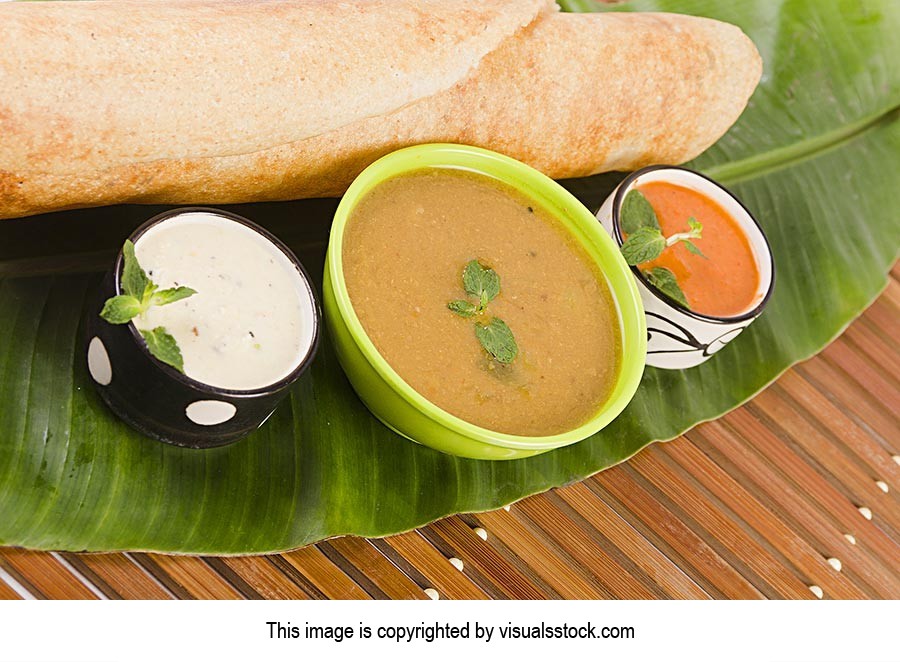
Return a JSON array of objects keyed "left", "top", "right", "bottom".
[{"left": 0, "top": 1, "right": 761, "bottom": 219}]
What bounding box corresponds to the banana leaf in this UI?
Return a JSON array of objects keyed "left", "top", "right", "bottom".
[{"left": 0, "top": 0, "right": 897, "bottom": 554}]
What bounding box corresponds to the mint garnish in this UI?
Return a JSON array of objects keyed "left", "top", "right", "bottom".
[
  {"left": 619, "top": 190, "right": 710, "bottom": 308},
  {"left": 448, "top": 260, "right": 518, "bottom": 364},
  {"left": 100, "top": 239, "right": 197, "bottom": 373},
  {"left": 473, "top": 317, "right": 518, "bottom": 365},
  {"left": 643, "top": 266, "right": 689, "bottom": 308},
  {"left": 620, "top": 188, "right": 661, "bottom": 233},
  {"left": 139, "top": 327, "right": 185, "bottom": 373}
]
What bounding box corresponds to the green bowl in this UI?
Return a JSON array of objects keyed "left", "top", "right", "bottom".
[{"left": 323, "top": 144, "right": 646, "bottom": 460}]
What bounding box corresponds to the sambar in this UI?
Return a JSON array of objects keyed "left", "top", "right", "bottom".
[{"left": 342, "top": 169, "right": 621, "bottom": 436}]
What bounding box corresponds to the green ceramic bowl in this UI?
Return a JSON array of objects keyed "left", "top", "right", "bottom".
[{"left": 323, "top": 144, "right": 646, "bottom": 460}]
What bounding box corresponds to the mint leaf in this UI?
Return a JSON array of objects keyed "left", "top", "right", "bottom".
[
  {"left": 644, "top": 267, "right": 689, "bottom": 308},
  {"left": 451, "top": 261, "right": 518, "bottom": 364},
  {"left": 462, "top": 260, "right": 500, "bottom": 305},
  {"left": 475, "top": 317, "right": 518, "bottom": 364},
  {"left": 100, "top": 295, "right": 142, "bottom": 324},
  {"left": 620, "top": 227, "right": 666, "bottom": 265},
  {"left": 683, "top": 240, "right": 707, "bottom": 259},
  {"left": 151, "top": 286, "right": 197, "bottom": 307},
  {"left": 140, "top": 327, "right": 185, "bottom": 373},
  {"left": 462, "top": 260, "right": 483, "bottom": 297},
  {"left": 121, "top": 239, "right": 150, "bottom": 299},
  {"left": 448, "top": 300, "right": 477, "bottom": 318},
  {"left": 103, "top": 241, "right": 199, "bottom": 375},
  {"left": 480, "top": 267, "right": 500, "bottom": 303},
  {"left": 687, "top": 216, "right": 702, "bottom": 233},
  {"left": 620, "top": 189, "right": 660, "bottom": 233}
]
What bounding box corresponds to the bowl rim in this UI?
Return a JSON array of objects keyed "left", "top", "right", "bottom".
[
  {"left": 113, "top": 206, "right": 321, "bottom": 398},
  {"left": 612, "top": 165, "right": 776, "bottom": 324},
  {"left": 328, "top": 143, "right": 647, "bottom": 451}
]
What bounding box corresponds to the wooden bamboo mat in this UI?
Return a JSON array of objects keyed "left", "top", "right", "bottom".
[{"left": 1, "top": 268, "right": 897, "bottom": 600}]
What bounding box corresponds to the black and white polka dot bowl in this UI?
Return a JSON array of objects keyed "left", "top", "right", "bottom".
[
  {"left": 595, "top": 166, "right": 774, "bottom": 370},
  {"left": 84, "top": 207, "right": 321, "bottom": 448}
]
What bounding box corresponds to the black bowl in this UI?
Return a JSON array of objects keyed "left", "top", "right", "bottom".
[{"left": 84, "top": 207, "right": 320, "bottom": 448}]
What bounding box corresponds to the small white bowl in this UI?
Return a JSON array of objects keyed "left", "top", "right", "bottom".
[{"left": 596, "top": 166, "right": 774, "bottom": 370}]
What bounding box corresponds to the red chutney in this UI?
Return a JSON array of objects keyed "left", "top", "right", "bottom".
[{"left": 636, "top": 181, "right": 760, "bottom": 317}]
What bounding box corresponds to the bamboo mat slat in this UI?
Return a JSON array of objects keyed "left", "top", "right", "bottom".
[
  {"left": 511, "top": 494, "right": 664, "bottom": 599},
  {"left": 590, "top": 469, "right": 765, "bottom": 599},
  {"left": 820, "top": 342, "right": 900, "bottom": 414},
  {"left": 664, "top": 438, "right": 867, "bottom": 599},
  {"left": 797, "top": 359, "right": 898, "bottom": 453},
  {"left": 626, "top": 452, "right": 812, "bottom": 599},
  {"left": 0, "top": 578, "right": 22, "bottom": 600},
  {"left": 422, "top": 517, "right": 551, "bottom": 599},
  {"left": 774, "top": 371, "right": 900, "bottom": 483},
  {"left": 1, "top": 288, "right": 898, "bottom": 600},
  {"left": 319, "top": 538, "right": 427, "bottom": 600},
  {"left": 277, "top": 547, "right": 371, "bottom": 600},
  {"left": 709, "top": 408, "right": 900, "bottom": 582},
  {"left": 688, "top": 422, "right": 899, "bottom": 599},
  {"left": 843, "top": 319, "right": 900, "bottom": 381},
  {"left": 0, "top": 550, "right": 100, "bottom": 599},
  {"left": 131, "top": 554, "right": 244, "bottom": 600},
  {"left": 372, "top": 534, "right": 490, "bottom": 600},
  {"left": 747, "top": 392, "right": 900, "bottom": 535},
  {"left": 209, "top": 557, "right": 313, "bottom": 600},
  {"left": 58, "top": 553, "right": 174, "bottom": 600},
  {"left": 728, "top": 407, "right": 898, "bottom": 565},
  {"left": 866, "top": 288, "right": 899, "bottom": 334},
  {"left": 475, "top": 507, "right": 611, "bottom": 599},
  {"left": 553, "top": 483, "right": 710, "bottom": 599}
]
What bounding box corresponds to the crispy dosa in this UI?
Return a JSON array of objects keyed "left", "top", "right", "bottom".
[{"left": 0, "top": 1, "right": 761, "bottom": 219}]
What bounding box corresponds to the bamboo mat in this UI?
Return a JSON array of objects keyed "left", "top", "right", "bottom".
[{"left": 1, "top": 267, "right": 897, "bottom": 600}]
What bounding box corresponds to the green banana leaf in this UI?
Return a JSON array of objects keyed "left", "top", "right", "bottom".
[{"left": 0, "top": 0, "right": 897, "bottom": 554}]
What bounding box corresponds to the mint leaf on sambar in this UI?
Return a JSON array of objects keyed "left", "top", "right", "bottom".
[
  {"left": 140, "top": 326, "right": 185, "bottom": 373},
  {"left": 475, "top": 317, "right": 518, "bottom": 365},
  {"left": 462, "top": 260, "right": 500, "bottom": 305},
  {"left": 449, "top": 259, "right": 518, "bottom": 364},
  {"left": 481, "top": 268, "right": 500, "bottom": 303},
  {"left": 620, "top": 189, "right": 660, "bottom": 233},
  {"left": 448, "top": 300, "right": 477, "bottom": 318}
]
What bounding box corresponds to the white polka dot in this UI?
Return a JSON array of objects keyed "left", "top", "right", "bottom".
[
  {"left": 424, "top": 588, "right": 440, "bottom": 600},
  {"left": 808, "top": 585, "right": 823, "bottom": 599},
  {"left": 186, "top": 400, "right": 236, "bottom": 426},
  {"left": 88, "top": 337, "right": 112, "bottom": 386}
]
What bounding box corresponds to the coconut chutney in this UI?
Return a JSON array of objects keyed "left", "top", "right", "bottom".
[{"left": 134, "top": 211, "right": 315, "bottom": 390}]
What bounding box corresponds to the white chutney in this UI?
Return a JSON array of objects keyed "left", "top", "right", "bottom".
[{"left": 134, "top": 211, "right": 315, "bottom": 390}]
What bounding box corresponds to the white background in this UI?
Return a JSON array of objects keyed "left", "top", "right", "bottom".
[{"left": 0, "top": 599, "right": 895, "bottom": 662}]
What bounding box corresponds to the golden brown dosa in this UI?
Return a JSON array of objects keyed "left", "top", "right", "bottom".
[{"left": 0, "top": 2, "right": 761, "bottom": 219}]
